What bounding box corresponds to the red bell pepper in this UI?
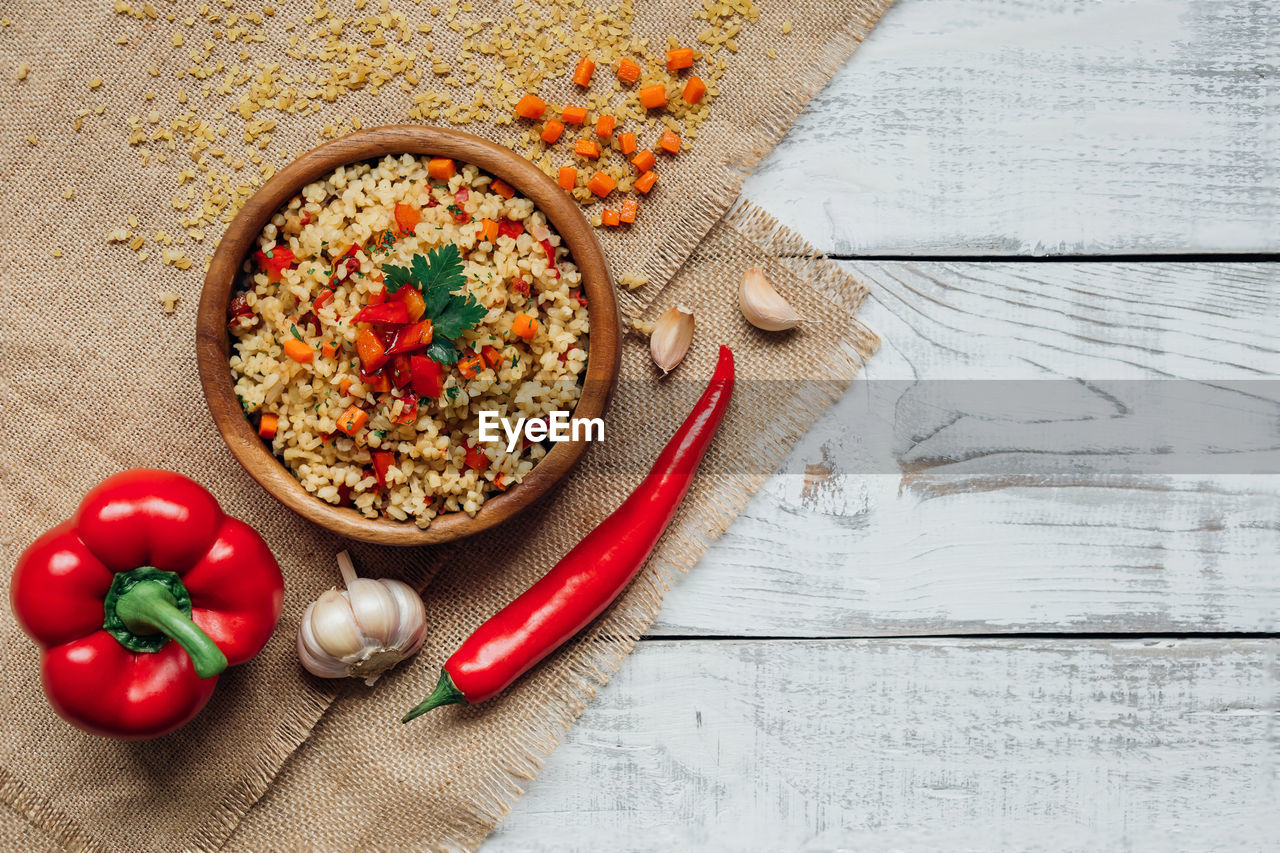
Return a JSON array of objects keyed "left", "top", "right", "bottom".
[
  {"left": 10, "top": 469, "right": 284, "bottom": 739},
  {"left": 353, "top": 302, "right": 410, "bottom": 325},
  {"left": 404, "top": 346, "right": 735, "bottom": 720},
  {"left": 410, "top": 355, "right": 445, "bottom": 399},
  {"left": 371, "top": 451, "right": 396, "bottom": 487},
  {"left": 388, "top": 353, "right": 414, "bottom": 390},
  {"left": 497, "top": 218, "right": 525, "bottom": 240},
  {"left": 253, "top": 246, "right": 295, "bottom": 283},
  {"left": 386, "top": 319, "right": 434, "bottom": 355},
  {"left": 539, "top": 239, "right": 559, "bottom": 278}
]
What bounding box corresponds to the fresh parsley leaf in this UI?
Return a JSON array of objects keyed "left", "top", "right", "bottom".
[
  {"left": 432, "top": 292, "right": 487, "bottom": 340},
  {"left": 290, "top": 324, "right": 304, "bottom": 342},
  {"left": 383, "top": 263, "right": 415, "bottom": 294},
  {"left": 426, "top": 338, "right": 459, "bottom": 364},
  {"left": 446, "top": 386, "right": 460, "bottom": 401}
]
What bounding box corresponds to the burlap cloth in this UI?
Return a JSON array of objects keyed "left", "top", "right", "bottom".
[{"left": 0, "top": 0, "right": 888, "bottom": 848}]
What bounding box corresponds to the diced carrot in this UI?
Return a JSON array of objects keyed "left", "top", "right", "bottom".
[
  {"left": 339, "top": 376, "right": 353, "bottom": 397},
  {"left": 283, "top": 338, "right": 313, "bottom": 363},
  {"left": 514, "top": 93, "right": 547, "bottom": 119},
  {"left": 595, "top": 114, "right": 615, "bottom": 137},
  {"left": 427, "top": 158, "right": 456, "bottom": 180},
  {"left": 587, "top": 171, "right": 616, "bottom": 198},
  {"left": 490, "top": 178, "right": 515, "bottom": 199},
  {"left": 634, "top": 170, "right": 657, "bottom": 194},
  {"left": 665, "top": 47, "right": 694, "bottom": 70},
  {"left": 638, "top": 84, "right": 667, "bottom": 109},
  {"left": 335, "top": 405, "right": 369, "bottom": 436},
  {"left": 620, "top": 198, "right": 639, "bottom": 223},
  {"left": 572, "top": 56, "right": 595, "bottom": 87},
  {"left": 321, "top": 340, "right": 341, "bottom": 358},
  {"left": 616, "top": 58, "right": 641, "bottom": 84},
  {"left": 557, "top": 166, "right": 578, "bottom": 190},
  {"left": 540, "top": 119, "right": 565, "bottom": 143},
  {"left": 478, "top": 218, "right": 500, "bottom": 243},
  {"left": 631, "top": 149, "right": 655, "bottom": 172},
  {"left": 457, "top": 352, "right": 485, "bottom": 379},
  {"left": 600, "top": 208, "right": 621, "bottom": 227},
  {"left": 658, "top": 129, "right": 681, "bottom": 154},
  {"left": 393, "top": 202, "right": 421, "bottom": 235},
  {"left": 561, "top": 105, "right": 588, "bottom": 125},
  {"left": 618, "top": 131, "right": 637, "bottom": 155},
  {"left": 682, "top": 75, "right": 707, "bottom": 104},
  {"left": 512, "top": 312, "right": 539, "bottom": 340},
  {"left": 257, "top": 412, "right": 279, "bottom": 439},
  {"left": 480, "top": 344, "right": 503, "bottom": 368},
  {"left": 574, "top": 138, "right": 601, "bottom": 159}
]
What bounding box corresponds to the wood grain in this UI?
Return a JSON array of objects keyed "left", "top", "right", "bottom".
[
  {"left": 652, "top": 261, "right": 1280, "bottom": 636},
  {"left": 491, "top": 638, "right": 1280, "bottom": 851},
  {"left": 742, "top": 0, "right": 1280, "bottom": 256},
  {"left": 196, "top": 126, "right": 619, "bottom": 546}
]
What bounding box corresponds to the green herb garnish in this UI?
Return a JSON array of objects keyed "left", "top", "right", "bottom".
[
  {"left": 290, "top": 324, "right": 304, "bottom": 342},
  {"left": 383, "top": 244, "right": 486, "bottom": 364}
]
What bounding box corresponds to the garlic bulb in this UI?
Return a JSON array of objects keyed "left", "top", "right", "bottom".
[
  {"left": 297, "top": 551, "right": 427, "bottom": 685},
  {"left": 738, "top": 267, "right": 801, "bottom": 331},
  {"left": 650, "top": 304, "right": 695, "bottom": 373}
]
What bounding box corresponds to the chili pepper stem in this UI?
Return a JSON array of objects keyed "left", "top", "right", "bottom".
[
  {"left": 114, "top": 581, "right": 229, "bottom": 679},
  {"left": 402, "top": 670, "right": 466, "bottom": 722}
]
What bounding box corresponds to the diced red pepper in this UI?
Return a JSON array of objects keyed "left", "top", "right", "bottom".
[
  {"left": 393, "top": 286, "right": 426, "bottom": 322},
  {"left": 389, "top": 353, "right": 414, "bottom": 390},
  {"left": 449, "top": 205, "right": 471, "bottom": 224},
  {"left": 480, "top": 345, "right": 503, "bottom": 368},
  {"left": 386, "top": 319, "right": 435, "bottom": 355},
  {"left": 511, "top": 278, "right": 530, "bottom": 296},
  {"left": 313, "top": 289, "right": 334, "bottom": 311},
  {"left": 539, "top": 239, "right": 559, "bottom": 278},
  {"left": 410, "top": 355, "right": 445, "bottom": 399},
  {"left": 354, "top": 302, "right": 410, "bottom": 325},
  {"left": 463, "top": 441, "right": 489, "bottom": 471},
  {"left": 253, "top": 246, "right": 295, "bottom": 283},
  {"left": 356, "top": 328, "right": 389, "bottom": 373},
  {"left": 497, "top": 218, "right": 525, "bottom": 240},
  {"left": 393, "top": 393, "right": 420, "bottom": 425},
  {"left": 360, "top": 369, "right": 392, "bottom": 394},
  {"left": 371, "top": 451, "right": 396, "bottom": 487},
  {"left": 300, "top": 211, "right": 312, "bottom": 226},
  {"left": 569, "top": 288, "right": 588, "bottom": 307},
  {"left": 367, "top": 286, "right": 386, "bottom": 306}
]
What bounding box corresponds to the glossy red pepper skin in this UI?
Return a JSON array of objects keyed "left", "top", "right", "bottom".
[
  {"left": 405, "top": 346, "right": 734, "bottom": 719},
  {"left": 10, "top": 469, "right": 284, "bottom": 739}
]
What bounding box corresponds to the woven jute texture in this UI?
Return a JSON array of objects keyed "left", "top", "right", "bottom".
[{"left": 0, "top": 0, "right": 889, "bottom": 848}]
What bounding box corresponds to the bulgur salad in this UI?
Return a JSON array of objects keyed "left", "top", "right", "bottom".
[{"left": 228, "top": 154, "right": 589, "bottom": 527}]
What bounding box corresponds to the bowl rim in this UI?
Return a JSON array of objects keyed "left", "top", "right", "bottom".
[{"left": 195, "top": 125, "right": 620, "bottom": 546}]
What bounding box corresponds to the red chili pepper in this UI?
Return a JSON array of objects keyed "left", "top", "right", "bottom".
[
  {"left": 10, "top": 469, "right": 284, "bottom": 739},
  {"left": 353, "top": 301, "right": 410, "bottom": 325},
  {"left": 497, "top": 218, "right": 525, "bottom": 240},
  {"left": 371, "top": 451, "right": 396, "bottom": 487},
  {"left": 539, "top": 239, "right": 559, "bottom": 278},
  {"left": 253, "top": 246, "right": 295, "bottom": 283},
  {"left": 410, "top": 355, "right": 445, "bottom": 399},
  {"left": 403, "top": 346, "right": 735, "bottom": 720}
]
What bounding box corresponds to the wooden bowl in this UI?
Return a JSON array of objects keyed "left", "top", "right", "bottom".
[{"left": 196, "top": 126, "right": 619, "bottom": 546}]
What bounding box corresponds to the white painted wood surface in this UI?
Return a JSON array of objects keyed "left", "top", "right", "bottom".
[
  {"left": 490, "top": 639, "right": 1280, "bottom": 851},
  {"left": 742, "top": 0, "right": 1280, "bottom": 256},
  {"left": 491, "top": 0, "right": 1280, "bottom": 847}
]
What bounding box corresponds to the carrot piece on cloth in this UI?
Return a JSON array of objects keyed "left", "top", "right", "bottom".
[
  {"left": 638, "top": 84, "right": 668, "bottom": 109},
  {"left": 634, "top": 170, "right": 657, "bottom": 194},
  {"left": 514, "top": 93, "right": 547, "bottom": 119},
  {"left": 572, "top": 57, "right": 595, "bottom": 87},
  {"left": 587, "top": 171, "right": 616, "bottom": 198},
  {"left": 557, "top": 166, "right": 578, "bottom": 189}
]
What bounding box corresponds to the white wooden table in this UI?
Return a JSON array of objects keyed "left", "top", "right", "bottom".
[{"left": 489, "top": 1, "right": 1280, "bottom": 848}]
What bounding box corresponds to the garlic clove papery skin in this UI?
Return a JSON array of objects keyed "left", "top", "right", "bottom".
[
  {"left": 739, "top": 267, "right": 801, "bottom": 331},
  {"left": 650, "top": 304, "right": 695, "bottom": 374},
  {"left": 296, "top": 552, "right": 430, "bottom": 685}
]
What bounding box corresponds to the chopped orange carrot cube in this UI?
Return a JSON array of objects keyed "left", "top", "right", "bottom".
[
  {"left": 541, "top": 118, "right": 565, "bottom": 143},
  {"left": 618, "top": 131, "right": 637, "bottom": 155},
  {"left": 478, "top": 218, "right": 499, "bottom": 243},
  {"left": 587, "top": 171, "right": 616, "bottom": 198},
  {"left": 616, "top": 58, "right": 641, "bottom": 84},
  {"left": 575, "top": 138, "right": 601, "bottom": 159},
  {"left": 336, "top": 405, "right": 369, "bottom": 436},
  {"left": 631, "top": 149, "right": 655, "bottom": 172},
  {"left": 427, "top": 158, "right": 456, "bottom": 180},
  {"left": 595, "top": 114, "right": 615, "bottom": 137},
  {"left": 665, "top": 48, "right": 694, "bottom": 70},
  {"left": 637, "top": 84, "right": 668, "bottom": 109},
  {"left": 321, "top": 340, "right": 341, "bottom": 358},
  {"left": 658, "top": 129, "right": 681, "bottom": 154},
  {"left": 682, "top": 75, "right": 707, "bottom": 104},
  {"left": 490, "top": 178, "right": 515, "bottom": 199},
  {"left": 600, "top": 208, "right": 621, "bottom": 227},
  {"left": 257, "top": 412, "right": 279, "bottom": 439},
  {"left": 620, "top": 198, "right": 638, "bottom": 223},
  {"left": 514, "top": 93, "right": 547, "bottom": 119},
  {"left": 634, "top": 170, "right": 657, "bottom": 194},
  {"left": 283, "top": 338, "right": 313, "bottom": 363},
  {"left": 512, "top": 312, "right": 539, "bottom": 340},
  {"left": 557, "top": 166, "right": 578, "bottom": 189},
  {"left": 561, "top": 105, "right": 588, "bottom": 125},
  {"left": 572, "top": 57, "right": 595, "bottom": 87},
  {"left": 394, "top": 202, "right": 422, "bottom": 234}
]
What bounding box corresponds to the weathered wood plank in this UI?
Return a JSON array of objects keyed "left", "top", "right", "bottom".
[
  {"left": 743, "top": 0, "right": 1280, "bottom": 255},
  {"left": 651, "top": 262, "right": 1280, "bottom": 636},
  {"left": 489, "top": 638, "right": 1280, "bottom": 851}
]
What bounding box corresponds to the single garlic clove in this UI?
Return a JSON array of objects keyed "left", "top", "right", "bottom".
[
  {"left": 738, "top": 267, "right": 800, "bottom": 331},
  {"left": 307, "top": 589, "right": 367, "bottom": 660},
  {"left": 297, "top": 603, "right": 350, "bottom": 678},
  {"left": 650, "top": 304, "right": 695, "bottom": 374},
  {"left": 382, "top": 578, "right": 428, "bottom": 655},
  {"left": 345, "top": 577, "right": 397, "bottom": 643}
]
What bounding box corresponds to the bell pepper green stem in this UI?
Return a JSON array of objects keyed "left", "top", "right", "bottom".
[
  {"left": 114, "top": 580, "right": 228, "bottom": 679},
  {"left": 402, "top": 670, "right": 465, "bottom": 722}
]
